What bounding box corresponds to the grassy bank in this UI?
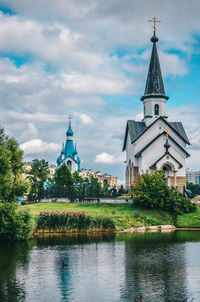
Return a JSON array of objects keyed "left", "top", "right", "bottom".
[
  {"left": 19, "top": 202, "right": 175, "bottom": 231},
  {"left": 177, "top": 207, "right": 200, "bottom": 228}
]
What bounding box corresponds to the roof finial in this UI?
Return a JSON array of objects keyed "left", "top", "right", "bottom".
[
  {"left": 148, "top": 16, "right": 161, "bottom": 33},
  {"left": 67, "top": 114, "right": 73, "bottom": 125}
]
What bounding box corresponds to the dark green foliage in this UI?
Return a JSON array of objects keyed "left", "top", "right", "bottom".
[
  {"left": 116, "top": 185, "right": 126, "bottom": 196},
  {"left": 0, "top": 127, "right": 28, "bottom": 202},
  {"left": 187, "top": 183, "right": 200, "bottom": 196},
  {"left": 54, "top": 163, "right": 73, "bottom": 187},
  {"left": 133, "top": 170, "right": 197, "bottom": 214},
  {"left": 37, "top": 210, "right": 115, "bottom": 230},
  {"left": 28, "top": 159, "right": 49, "bottom": 201},
  {"left": 0, "top": 203, "right": 34, "bottom": 240}
]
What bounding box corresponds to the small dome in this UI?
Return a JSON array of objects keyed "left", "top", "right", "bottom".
[
  {"left": 57, "top": 154, "right": 62, "bottom": 164},
  {"left": 164, "top": 139, "right": 171, "bottom": 150},
  {"left": 151, "top": 34, "right": 158, "bottom": 43},
  {"left": 66, "top": 124, "right": 73, "bottom": 136},
  {"left": 61, "top": 147, "right": 65, "bottom": 155}
]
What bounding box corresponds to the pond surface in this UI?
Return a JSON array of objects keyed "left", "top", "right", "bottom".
[{"left": 1, "top": 231, "right": 200, "bottom": 302}]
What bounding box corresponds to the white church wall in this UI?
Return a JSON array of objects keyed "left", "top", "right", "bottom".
[
  {"left": 126, "top": 132, "right": 135, "bottom": 166},
  {"left": 63, "top": 156, "right": 78, "bottom": 173}
]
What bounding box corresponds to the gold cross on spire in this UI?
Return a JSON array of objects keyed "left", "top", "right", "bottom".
[
  {"left": 67, "top": 114, "right": 73, "bottom": 124},
  {"left": 149, "top": 16, "right": 161, "bottom": 33}
]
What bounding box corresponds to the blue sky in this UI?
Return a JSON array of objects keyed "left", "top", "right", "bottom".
[{"left": 0, "top": 0, "right": 199, "bottom": 183}]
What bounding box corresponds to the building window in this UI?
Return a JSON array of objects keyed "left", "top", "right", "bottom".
[
  {"left": 67, "top": 160, "right": 72, "bottom": 170},
  {"left": 154, "top": 104, "right": 159, "bottom": 116}
]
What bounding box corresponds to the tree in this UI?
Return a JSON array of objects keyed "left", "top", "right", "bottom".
[
  {"left": 133, "top": 170, "right": 196, "bottom": 215},
  {"left": 85, "top": 176, "right": 102, "bottom": 198},
  {"left": 28, "top": 159, "right": 49, "bottom": 201},
  {"left": 102, "top": 179, "right": 109, "bottom": 197},
  {"left": 54, "top": 163, "right": 73, "bottom": 187},
  {"left": 187, "top": 183, "right": 200, "bottom": 196},
  {"left": 0, "top": 127, "right": 28, "bottom": 202}
]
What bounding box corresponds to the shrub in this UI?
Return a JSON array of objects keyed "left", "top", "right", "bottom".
[
  {"left": 133, "top": 170, "right": 197, "bottom": 214},
  {"left": 0, "top": 202, "right": 34, "bottom": 240},
  {"left": 37, "top": 210, "right": 115, "bottom": 231}
]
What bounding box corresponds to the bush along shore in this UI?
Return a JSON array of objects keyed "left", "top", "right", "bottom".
[{"left": 35, "top": 210, "right": 115, "bottom": 234}]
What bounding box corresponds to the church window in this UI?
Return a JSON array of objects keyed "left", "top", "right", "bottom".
[
  {"left": 67, "top": 160, "right": 72, "bottom": 170},
  {"left": 154, "top": 104, "right": 159, "bottom": 115}
]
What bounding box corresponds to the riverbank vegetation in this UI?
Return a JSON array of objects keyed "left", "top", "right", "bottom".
[
  {"left": 133, "top": 170, "right": 197, "bottom": 214},
  {"left": 36, "top": 210, "right": 114, "bottom": 232},
  {"left": 0, "top": 203, "right": 34, "bottom": 240},
  {"left": 20, "top": 202, "right": 174, "bottom": 231}
]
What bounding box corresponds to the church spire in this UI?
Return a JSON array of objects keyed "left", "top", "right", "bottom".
[{"left": 141, "top": 23, "right": 168, "bottom": 101}]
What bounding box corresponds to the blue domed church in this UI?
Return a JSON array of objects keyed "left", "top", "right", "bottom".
[{"left": 56, "top": 120, "right": 81, "bottom": 173}]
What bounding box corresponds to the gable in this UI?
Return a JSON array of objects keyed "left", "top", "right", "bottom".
[
  {"left": 122, "top": 116, "right": 190, "bottom": 152},
  {"left": 135, "top": 131, "right": 190, "bottom": 158}
]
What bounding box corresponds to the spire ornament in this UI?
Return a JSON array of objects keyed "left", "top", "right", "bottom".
[
  {"left": 148, "top": 16, "right": 161, "bottom": 33},
  {"left": 67, "top": 114, "right": 73, "bottom": 124}
]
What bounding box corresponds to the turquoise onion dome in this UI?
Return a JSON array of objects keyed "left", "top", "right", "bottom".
[
  {"left": 61, "top": 143, "right": 65, "bottom": 155},
  {"left": 56, "top": 154, "right": 62, "bottom": 165},
  {"left": 66, "top": 123, "right": 73, "bottom": 136},
  {"left": 73, "top": 144, "right": 78, "bottom": 155}
]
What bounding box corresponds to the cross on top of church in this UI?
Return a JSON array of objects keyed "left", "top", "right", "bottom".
[
  {"left": 149, "top": 16, "right": 161, "bottom": 33},
  {"left": 67, "top": 114, "right": 73, "bottom": 124}
]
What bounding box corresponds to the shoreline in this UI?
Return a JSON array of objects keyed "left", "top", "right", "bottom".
[{"left": 33, "top": 225, "right": 200, "bottom": 237}]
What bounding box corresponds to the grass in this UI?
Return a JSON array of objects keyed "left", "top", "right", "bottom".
[
  {"left": 19, "top": 202, "right": 175, "bottom": 231},
  {"left": 177, "top": 207, "right": 200, "bottom": 228}
]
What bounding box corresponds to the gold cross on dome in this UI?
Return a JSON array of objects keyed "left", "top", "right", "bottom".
[
  {"left": 67, "top": 114, "right": 73, "bottom": 124},
  {"left": 149, "top": 16, "right": 161, "bottom": 33}
]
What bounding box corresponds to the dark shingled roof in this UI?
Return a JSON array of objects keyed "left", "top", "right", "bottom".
[
  {"left": 169, "top": 122, "right": 190, "bottom": 144},
  {"left": 122, "top": 117, "right": 190, "bottom": 151},
  {"left": 122, "top": 120, "right": 146, "bottom": 151},
  {"left": 141, "top": 33, "right": 168, "bottom": 101}
]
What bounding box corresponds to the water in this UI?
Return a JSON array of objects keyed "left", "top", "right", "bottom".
[{"left": 0, "top": 231, "right": 200, "bottom": 302}]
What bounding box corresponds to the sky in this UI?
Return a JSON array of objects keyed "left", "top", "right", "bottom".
[{"left": 0, "top": 0, "right": 200, "bottom": 184}]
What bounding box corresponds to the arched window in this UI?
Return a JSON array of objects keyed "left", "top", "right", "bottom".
[
  {"left": 67, "top": 160, "right": 72, "bottom": 170},
  {"left": 154, "top": 104, "right": 159, "bottom": 116}
]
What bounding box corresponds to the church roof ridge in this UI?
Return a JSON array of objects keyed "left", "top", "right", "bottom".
[
  {"left": 135, "top": 131, "right": 190, "bottom": 158},
  {"left": 122, "top": 116, "right": 190, "bottom": 151},
  {"left": 141, "top": 32, "right": 169, "bottom": 101}
]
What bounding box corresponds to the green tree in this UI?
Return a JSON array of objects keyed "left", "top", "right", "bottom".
[
  {"left": 28, "top": 159, "right": 49, "bottom": 201},
  {"left": 102, "top": 179, "right": 109, "bottom": 197},
  {"left": 85, "top": 176, "right": 102, "bottom": 198},
  {"left": 54, "top": 163, "right": 73, "bottom": 187},
  {"left": 133, "top": 170, "right": 196, "bottom": 215},
  {"left": 0, "top": 127, "right": 28, "bottom": 202}
]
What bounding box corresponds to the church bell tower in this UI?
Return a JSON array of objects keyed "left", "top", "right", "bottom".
[{"left": 141, "top": 22, "right": 169, "bottom": 126}]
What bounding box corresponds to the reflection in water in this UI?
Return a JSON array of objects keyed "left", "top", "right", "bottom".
[
  {"left": 0, "top": 231, "right": 200, "bottom": 302},
  {"left": 120, "top": 232, "right": 188, "bottom": 302}
]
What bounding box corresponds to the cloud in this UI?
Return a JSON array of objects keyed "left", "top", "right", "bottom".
[
  {"left": 94, "top": 152, "right": 123, "bottom": 164},
  {"left": 77, "top": 113, "right": 93, "bottom": 125},
  {"left": 0, "top": 0, "right": 199, "bottom": 182},
  {"left": 20, "top": 139, "right": 60, "bottom": 155}
]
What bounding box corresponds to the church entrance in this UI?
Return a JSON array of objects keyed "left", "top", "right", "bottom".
[{"left": 162, "top": 163, "right": 173, "bottom": 186}]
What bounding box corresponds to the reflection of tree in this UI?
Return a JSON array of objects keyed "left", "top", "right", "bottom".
[
  {"left": 0, "top": 240, "right": 34, "bottom": 302},
  {"left": 120, "top": 232, "right": 188, "bottom": 302}
]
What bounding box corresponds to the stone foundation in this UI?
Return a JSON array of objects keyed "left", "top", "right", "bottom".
[{"left": 169, "top": 176, "right": 186, "bottom": 193}]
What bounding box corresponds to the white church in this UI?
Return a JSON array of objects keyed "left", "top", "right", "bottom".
[{"left": 123, "top": 30, "right": 190, "bottom": 193}]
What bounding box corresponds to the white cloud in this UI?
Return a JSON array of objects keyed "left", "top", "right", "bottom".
[
  {"left": 76, "top": 113, "right": 93, "bottom": 125},
  {"left": 20, "top": 139, "right": 60, "bottom": 155},
  {"left": 0, "top": 0, "right": 200, "bottom": 181},
  {"left": 94, "top": 152, "right": 123, "bottom": 164}
]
